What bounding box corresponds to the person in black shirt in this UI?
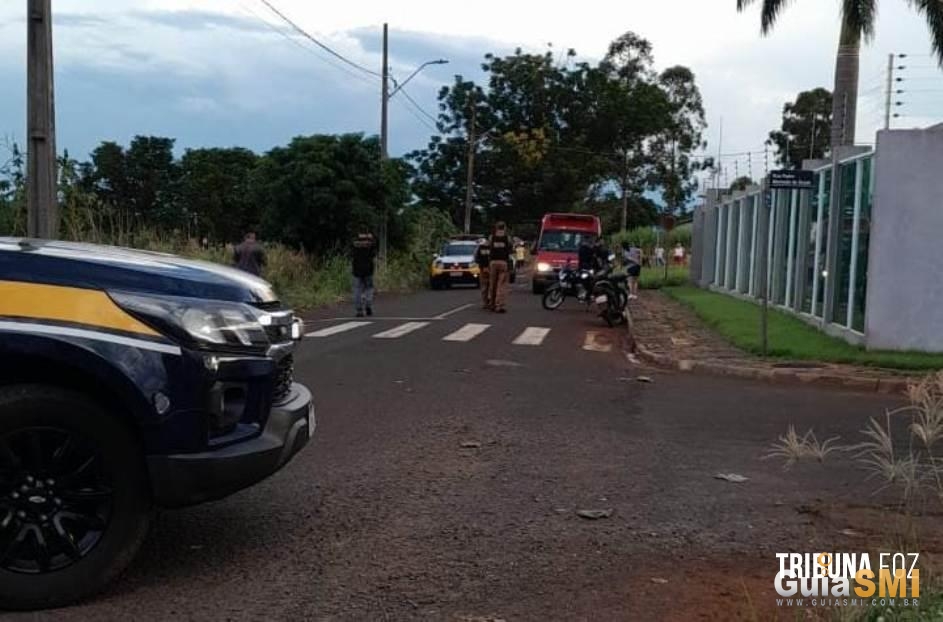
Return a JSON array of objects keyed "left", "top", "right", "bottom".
[
  {"left": 351, "top": 230, "right": 377, "bottom": 317},
  {"left": 577, "top": 236, "right": 597, "bottom": 271},
  {"left": 593, "top": 237, "right": 610, "bottom": 271}
]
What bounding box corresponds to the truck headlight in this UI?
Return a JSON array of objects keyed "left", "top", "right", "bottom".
[
  {"left": 537, "top": 262, "right": 552, "bottom": 273},
  {"left": 110, "top": 292, "right": 271, "bottom": 352}
]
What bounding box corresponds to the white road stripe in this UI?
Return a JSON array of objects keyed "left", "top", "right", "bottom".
[
  {"left": 305, "top": 321, "right": 372, "bottom": 338},
  {"left": 582, "top": 330, "right": 612, "bottom": 352},
  {"left": 372, "top": 322, "right": 430, "bottom": 339},
  {"left": 434, "top": 303, "right": 474, "bottom": 320},
  {"left": 442, "top": 323, "right": 490, "bottom": 342},
  {"left": 512, "top": 327, "right": 550, "bottom": 346}
]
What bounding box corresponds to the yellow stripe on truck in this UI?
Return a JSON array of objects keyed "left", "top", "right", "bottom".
[{"left": 0, "top": 280, "right": 160, "bottom": 337}]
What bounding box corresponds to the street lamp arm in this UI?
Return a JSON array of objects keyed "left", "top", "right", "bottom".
[{"left": 388, "top": 59, "right": 448, "bottom": 98}]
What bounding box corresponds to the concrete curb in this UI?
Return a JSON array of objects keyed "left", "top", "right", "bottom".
[{"left": 624, "top": 305, "right": 917, "bottom": 396}]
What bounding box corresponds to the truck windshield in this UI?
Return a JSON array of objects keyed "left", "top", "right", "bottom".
[{"left": 538, "top": 230, "right": 595, "bottom": 252}]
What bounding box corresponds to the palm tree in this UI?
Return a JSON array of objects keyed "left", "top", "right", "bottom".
[{"left": 737, "top": 0, "right": 943, "bottom": 152}]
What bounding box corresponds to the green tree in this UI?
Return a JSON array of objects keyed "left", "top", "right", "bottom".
[
  {"left": 251, "top": 134, "right": 399, "bottom": 254},
  {"left": 651, "top": 65, "right": 707, "bottom": 216},
  {"left": 728, "top": 176, "right": 755, "bottom": 192},
  {"left": 410, "top": 37, "right": 705, "bottom": 233},
  {"left": 0, "top": 141, "right": 25, "bottom": 235},
  {"left": 737, "top": 0, "right": 943, "bottom": 151},
  {"left": 767, "top": 87, "right": 832, "bottom": 169},
  {"left": 83, "top": 136, "right": 180, "bottom": 234},
  {"left": 124, "top": 136, "right": 179, "bottom": 228},
  {"left": 177, "top": 147, "right": 258, "bottom": 243}
]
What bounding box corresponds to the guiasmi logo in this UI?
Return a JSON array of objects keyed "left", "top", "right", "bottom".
[{"left": 775, "top": 553, "right": 921, "bottom": 608}]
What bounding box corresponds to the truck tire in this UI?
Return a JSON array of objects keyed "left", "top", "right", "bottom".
[{"left": 0, "top": 385, "right": 151, "bottom": 610}]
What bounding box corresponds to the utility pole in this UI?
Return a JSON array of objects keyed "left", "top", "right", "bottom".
[
  {"left": 884, "top": 53, "right": 894, "bottom": 130},
  {"left": 378, "top": 22, "right": 389, "bottom": 263},
  {"left": 463, "top": 92, "right": 476, "bottom": 234},
  {"left": 620, "top": 153, "right": 629, "bottom": 232},
  {"left": 26, "top": 0, "right": 58, "bottom": 239}
]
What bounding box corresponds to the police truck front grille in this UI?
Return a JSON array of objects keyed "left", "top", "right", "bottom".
[{"left": 272, "top": 354, "right": 294, "bottom": 403}]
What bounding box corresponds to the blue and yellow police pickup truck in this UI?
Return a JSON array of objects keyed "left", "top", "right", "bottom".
[{"left": 0, "top": 238, "right": 314, "bottom": 610}]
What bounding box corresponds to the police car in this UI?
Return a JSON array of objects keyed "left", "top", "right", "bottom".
[
  {"left": 429, "top": 235, "right": 515, "bottom": 289},
  {"left": 0, "top": 238, "right": 314, "bottom": 609}
]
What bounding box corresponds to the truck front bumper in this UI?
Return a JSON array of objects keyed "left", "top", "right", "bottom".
[{"left": 148, "top": 383, "right": 314, "bottom": 508}]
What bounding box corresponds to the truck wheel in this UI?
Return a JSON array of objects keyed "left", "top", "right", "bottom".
[{"left": 0, "top": 385, "right": 151, "bottom": 610}]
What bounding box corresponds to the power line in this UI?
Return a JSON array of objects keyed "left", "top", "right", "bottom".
[
  {"left": 393, "top": 96, "right": 437, "bottom": 133},
  {"left": 236, "top": 1, "right": 376, "bottom": 87},
  {"left": 256, "top": 0, "right": 381, "bottom": 79}
]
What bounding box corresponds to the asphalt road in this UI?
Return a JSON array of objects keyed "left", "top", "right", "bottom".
[{"left": 21, "top": 277, "right": 906, "bottom": 621}]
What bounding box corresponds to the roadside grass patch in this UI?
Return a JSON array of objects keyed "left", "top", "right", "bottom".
[
  {"left": 639, "top": 265, "right": 689, "bottom": 290},
  {"left": 664, "top": 286, "right": 943, "bottom": 371}
]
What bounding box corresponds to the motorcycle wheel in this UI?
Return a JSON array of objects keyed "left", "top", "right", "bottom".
[{"left": 542, "top": 286, "right": 565, "bottom": 310}]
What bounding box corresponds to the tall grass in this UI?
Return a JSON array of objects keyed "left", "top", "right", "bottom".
[
  {"left": 54, "top": 206, "right": 456, "bottom": 310},
  {"left": 767, "top": 373, "right": 943, "bottom": 621}
]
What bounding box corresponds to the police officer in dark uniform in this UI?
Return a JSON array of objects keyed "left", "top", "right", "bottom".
[
  {"left": 474, "top": 237, "right": 492, "bottom": 309},
  {"left": 488, "top": 222, "right": 511, "bottom": 313}
]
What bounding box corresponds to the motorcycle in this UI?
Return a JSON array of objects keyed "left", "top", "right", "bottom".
[
  {"left": 591, "top": 253, "right": 629, "bottom": 327},
  {"left": 541, "top": 263, "right": 596, "bottom": 311}
]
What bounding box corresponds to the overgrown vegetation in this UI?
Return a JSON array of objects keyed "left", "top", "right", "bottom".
[
  {"left": 768, "top": 373, "right": 943, "bottom": 621},
  {"left": 665, "top": 286, "right": 943, "bottom": 370},
  {"left": 609, "top": 223, "right": 692, "bottom": 254}
]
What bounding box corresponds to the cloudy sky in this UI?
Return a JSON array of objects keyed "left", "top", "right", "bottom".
[{"left": 1, "top": 0, "right": 941, "bottom": 179}]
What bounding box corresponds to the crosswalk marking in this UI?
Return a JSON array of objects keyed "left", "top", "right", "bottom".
[
  {"left": 305, "top": 321, "right": 372, "bottom": 338},
  {"left": 306, "top": 321, "right": 614, "bottom": 355},
  {"left": 582, "top": 330, "right": 612, "bottom": 352},
  {"left": 442, "top": 323, "right": 490, "bottom": 342},
  {"left": 513, "top": 327, "right": 550, "bottom": 346},
  {"left": 372, "top": 322, "right": 430, "bottom": 339}
]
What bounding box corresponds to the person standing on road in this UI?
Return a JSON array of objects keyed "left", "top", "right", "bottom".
[
  {"left": 622, "top": 241, "right": 642, "bottom": 300},
  {"left": 351, "top": 230, "right": 377, "bottom": 318},
  {"left": 578, "top": 236, "right": 596, "bottom": 271},
  {"left": 488, "top": 222, "right": 511, "bottom": 313},
  {"left": 592, "top": 237, "right": 610, "bottom": 271},
  {"left": 475, "top": 237, "right": 492, "bottom": 310},
  {"left": 233, "top": 229, "right": 265, "bottom": 277}
]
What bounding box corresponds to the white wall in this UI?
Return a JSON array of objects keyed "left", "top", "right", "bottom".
[{"left": 865, "top": 125, "right": 943, "bottom": 352}]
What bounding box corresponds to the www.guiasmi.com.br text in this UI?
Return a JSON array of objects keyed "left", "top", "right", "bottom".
[{"left": 777, "top": 598, "right": 920, "bottom": 607}]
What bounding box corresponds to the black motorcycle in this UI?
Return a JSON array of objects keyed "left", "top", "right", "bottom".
[
  {"left": 541, "top": 263, "right": 596, "bottom": 311},
  {"left": 591, "top": 254, "right": 629, "bottom": 327}
]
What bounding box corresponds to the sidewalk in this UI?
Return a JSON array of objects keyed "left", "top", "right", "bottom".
[{"left": 626, "top": 291, "right": 921, "bottom": 395}]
